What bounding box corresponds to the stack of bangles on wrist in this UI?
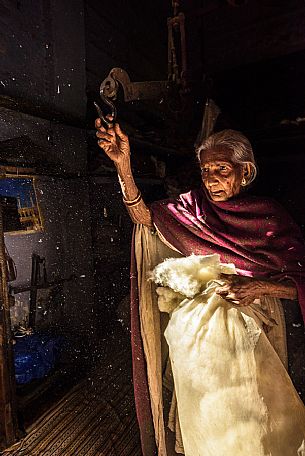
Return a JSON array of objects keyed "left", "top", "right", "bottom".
[{"left": 123, "top": 190, "right": 142, "bottom": 207}]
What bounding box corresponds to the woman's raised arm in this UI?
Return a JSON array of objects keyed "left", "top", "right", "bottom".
[{"left": 95, "top": 118, "right": 153, "bottom": 227}]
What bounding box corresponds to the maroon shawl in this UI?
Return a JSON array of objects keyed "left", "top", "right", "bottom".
[
  {"left": 151, "top": 187, "right": 305, "bottom": 322},
  {"left": 131, "top": 187, "right": 305, "bottom": 455}
]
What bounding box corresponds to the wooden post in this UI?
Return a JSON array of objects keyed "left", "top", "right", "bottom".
[{"left": 0, "top": 202, "right": 19, "bottom": 449}]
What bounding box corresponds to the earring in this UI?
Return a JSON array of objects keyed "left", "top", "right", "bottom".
[{"left": 241, "top": 177, "right": 247, "bottom": 186}]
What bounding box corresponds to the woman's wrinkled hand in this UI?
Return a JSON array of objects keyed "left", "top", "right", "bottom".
[
  {"left": 95, "top": 117, "right": 130, "bottom": 164},
  {"left": 215, "top": 274, "right": 273, "bottom": 307}
]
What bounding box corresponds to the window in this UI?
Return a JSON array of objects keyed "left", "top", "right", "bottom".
[{"left": 0, "top": 176, "right": 43, "bottom": 233}]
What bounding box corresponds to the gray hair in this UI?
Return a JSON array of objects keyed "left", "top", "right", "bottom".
[{"left": 196, "top": 129, "right": 258, "bottom": 185}]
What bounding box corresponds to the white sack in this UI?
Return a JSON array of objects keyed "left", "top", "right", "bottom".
[{"left": 152, "top": 254, "right": 305, "bottom": 456}]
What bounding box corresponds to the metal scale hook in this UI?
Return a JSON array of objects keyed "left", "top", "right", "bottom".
[{"left": 94, "top": 86, "right": 117, "bottom": 129}]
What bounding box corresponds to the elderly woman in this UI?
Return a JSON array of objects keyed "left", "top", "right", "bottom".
[{"left": 96, "top": 118, "right": 305, "bottom": 456}]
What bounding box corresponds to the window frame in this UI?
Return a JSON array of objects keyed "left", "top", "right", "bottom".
[{"left": 1, "top": 170, "right": 44, "bottom": 235}]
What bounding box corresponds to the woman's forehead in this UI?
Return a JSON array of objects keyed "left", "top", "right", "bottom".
[{"left": 200, "top": 147, "right": 234, "bottom": 164}]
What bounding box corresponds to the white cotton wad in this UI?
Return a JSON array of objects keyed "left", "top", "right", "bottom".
[
  {"left": 152, "top": 254, "right": 269, "bottom": 456},
  {"left": 151, "top": 253, "right": 235, "bottom": 298}
]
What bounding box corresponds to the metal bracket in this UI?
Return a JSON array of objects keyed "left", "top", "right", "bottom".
[{"left": 100, "top": 68, "right": 169, "bottom": 103}]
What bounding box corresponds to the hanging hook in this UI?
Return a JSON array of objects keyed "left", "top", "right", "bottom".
[{"left": 94, "top": 88, "right": 117, "bottom": 129}]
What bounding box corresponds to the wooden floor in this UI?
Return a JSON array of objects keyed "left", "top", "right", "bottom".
[
  {"left": 2, "top": 325, "right": 142, "bottom": 456},
  {"left": 3, "top": 306, "right": 304, "bottom": 456}
]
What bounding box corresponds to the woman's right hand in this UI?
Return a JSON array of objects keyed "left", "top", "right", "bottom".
[{"left": 95, "top": 117, "right": 130, "bottom": 164}]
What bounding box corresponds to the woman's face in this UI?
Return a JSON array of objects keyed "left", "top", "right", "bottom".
[{"left": 200, "top": 147, "right": 245, "bottom": 201}]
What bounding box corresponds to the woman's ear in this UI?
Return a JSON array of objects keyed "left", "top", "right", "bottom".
[{"left": 243, "top": 163, "right": 251, "bottom": 180}]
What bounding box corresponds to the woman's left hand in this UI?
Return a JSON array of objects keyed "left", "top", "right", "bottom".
[{"left": 215, "top": 274, "right": 274, "bottom": 307}]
